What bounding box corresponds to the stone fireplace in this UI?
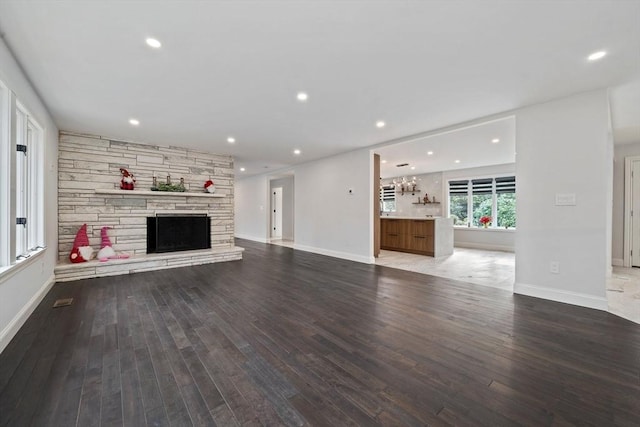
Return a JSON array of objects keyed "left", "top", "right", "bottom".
[{"left": 54, "top": 132, "right": 242, "bottom": 281}]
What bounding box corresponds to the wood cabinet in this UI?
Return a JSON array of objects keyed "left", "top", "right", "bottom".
[
  {"left": 407, "top": 220, "right": 434, "bottom": 254},
  {"left": 380, "top": 218, "right": 407, "bottom": 250},
  {"left": 380, "top": 218, "right": 452, "bottom": 257}
]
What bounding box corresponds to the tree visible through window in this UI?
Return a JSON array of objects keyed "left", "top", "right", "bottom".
[
  {"left": 448, "top": 176, "right": 516, "bottom": 229},
  {"left": 448, "top": 180, "right": 469, "bottom": 225}
]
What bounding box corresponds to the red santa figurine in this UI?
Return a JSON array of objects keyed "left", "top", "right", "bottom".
[{"left": 120, "top": 168, "right": 136, "bottom": 190}]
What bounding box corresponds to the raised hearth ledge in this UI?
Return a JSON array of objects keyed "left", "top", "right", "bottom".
[
  {"left": 54, "top": 246, "right": 244, "bottom": 282},
  {"left": 94, "top": 189, "right": 226, "bottom": 198}
]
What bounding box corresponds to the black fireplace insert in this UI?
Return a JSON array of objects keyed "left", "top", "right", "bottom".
[{"left": 147, "top": 214, "right": 211, "bottom": 254}]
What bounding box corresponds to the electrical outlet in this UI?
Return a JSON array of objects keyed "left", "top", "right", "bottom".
[{"left": 550, "top": 261, "right": 560, "bottom": 274}]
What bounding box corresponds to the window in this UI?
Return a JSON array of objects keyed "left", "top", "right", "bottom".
[
  {"left": 448, "top": 180, "right": 468, "bottom": 226},
  {"left": 15, "top": 104, "right": 43, "bottom": 259},
  {"left": 471, "top": 178, "right": 493, "bottom": 227},
  {"left": 448, "top": 175, "right": 516, "bottom": 229},
  {"left": 380, "top": 185, "right": 396, "bottom": 213},
  {"left": 0, "top": 80, "right": 45, "bottom": 271},
  {"left": 496, "top": 176, "right": 516, "bottom": 228}
]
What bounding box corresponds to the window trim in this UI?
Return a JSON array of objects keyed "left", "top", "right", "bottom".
[{"left": 0, "top": 81, "right": 12, "bottom": 267}]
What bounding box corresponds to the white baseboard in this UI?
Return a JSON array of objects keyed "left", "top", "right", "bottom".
[
  {"left": 0, "top": 274, "right": 56, "bottom": 354},
  {"left": 514, "top": 282, "right": 608, "bottom": 311},
  {"left": 293, "top": 243, "right": 375, "bottom": 264},
  {"left": 454, "top": 242, "right": 515, "bottom": 252},
  {"left": 612, "top": 258, "right": 624, "bottom": 267},
  {"left": 234, "top": 233, "right": 268, "bottom": 243}
]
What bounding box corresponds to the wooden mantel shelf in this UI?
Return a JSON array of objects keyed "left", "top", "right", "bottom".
[{"left": 94, "top": 189, "right": 226, "bottom": 198}]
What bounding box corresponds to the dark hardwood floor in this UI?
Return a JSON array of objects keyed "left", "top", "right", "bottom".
[{"left": 1, "top": 239, "right": 638, "bottom": 426}]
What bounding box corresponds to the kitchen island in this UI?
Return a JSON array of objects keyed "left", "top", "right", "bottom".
[{"left": 380, "top": 217, "right": 454, "bottom": 257}]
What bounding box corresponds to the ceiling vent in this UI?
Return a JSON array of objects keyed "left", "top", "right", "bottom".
[{"left": 396, "top": 163, "right": 409, "bottom": 167}]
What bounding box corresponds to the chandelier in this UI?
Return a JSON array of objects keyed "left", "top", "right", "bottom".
[{"left": 392, "top": 176, "right": 417, "bottom": 195}]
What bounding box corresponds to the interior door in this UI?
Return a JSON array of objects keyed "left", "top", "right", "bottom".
[
  {"left": 271, "top": 187, "right": 282, "bottom": 239},
  {"left": 632, "top": 160, "right": 640, "bottom": 267}
]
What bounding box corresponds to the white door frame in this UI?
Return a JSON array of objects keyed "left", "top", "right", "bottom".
[{"left": 623, "top": 155, "right": 640, "bottom": 267}]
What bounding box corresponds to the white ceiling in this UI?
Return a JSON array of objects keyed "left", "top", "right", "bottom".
[
  {"left": 0, "top": 1, "right": 638, "bottom": 177},
  {"left": 377, "top": 116, "right": 515, "bottom": 178}
]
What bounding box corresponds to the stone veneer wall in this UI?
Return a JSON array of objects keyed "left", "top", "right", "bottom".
[{"left": 58, "top": 132, "right": 235, "bottom": 262}]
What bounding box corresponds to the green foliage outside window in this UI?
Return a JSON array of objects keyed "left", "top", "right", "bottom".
[
  {"left": 497, "top": 193, "right": 516, "bottom": 228},
  {"left": 449, "top": 195, "right": 468, "bottom": 225},
  {"left": 448, "top": 177, "right": 516, "bottom": 228}
]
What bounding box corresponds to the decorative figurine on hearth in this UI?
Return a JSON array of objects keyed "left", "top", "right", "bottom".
[
  {"left": 69, "top": 223, "right": 94, "bottom": 263},
  {"left": 97, "top": 226, "right": 130, "bottom": 262},
  {"left": 119, "top": 168, "right": 136, "bottom": 190}
]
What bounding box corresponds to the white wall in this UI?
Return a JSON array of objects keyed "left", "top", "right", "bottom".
[
  {"left": 236, "top": 149, "right": 373, "bottom": 263},
  {"left": 234, "top": 174, "right": 269, "bottom": 242},
  {"left": 612, "top": 142, "right": 640, "bottom": 265},
  {"left": 0, "top": 38, "right": 59, "bottom": 353},
  {"left": 294, "top": 150, "right": 373, "bottom": 263},
  {"left": 453, "top": 228, "right": 515, "bottom": 252},
  {"left": 270, "top": 176, "right": 294, "bottom": 240},
  {"left": 514, "top": 89, "right": 610, "bottom": 310}
]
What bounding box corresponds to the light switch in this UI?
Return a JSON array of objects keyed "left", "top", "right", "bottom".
[{"left": 555, "top": 193, "right": 576, "bottom": 206}]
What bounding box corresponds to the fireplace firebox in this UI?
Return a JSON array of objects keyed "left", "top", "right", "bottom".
[{"left": 147, "top": 214, "right": 211, "bottom": 254}]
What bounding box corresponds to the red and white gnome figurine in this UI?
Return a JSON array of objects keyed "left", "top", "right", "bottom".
[
  {"left": 69, "top": 223, "right": 94, "bottom": 263},
  {"left": 97, "top": 226, "right": 130, "bottom": 262},
  {"left": 204, "top": 179, "right": 215, "bottom": 193},
  {"left": 120, "top": 168, "right": 136, "bottom": 190}
]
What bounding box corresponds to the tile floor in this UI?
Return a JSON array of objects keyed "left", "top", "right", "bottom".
[
  {"left": 268, "top": 238, "right": 294, "bottom": 248},
  {"left": 268, "top": 240, "right": 638, "bottom": 324},
  {"left": 607, "top": 266, "right": 640, "bottom": 324},
  {"left": 376, "top": 248, "right": 515, "bottom": 290}
]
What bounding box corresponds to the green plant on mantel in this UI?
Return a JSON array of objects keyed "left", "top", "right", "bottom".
[{"left": 151, "top": 183, "right": 186, "bottom": 192}]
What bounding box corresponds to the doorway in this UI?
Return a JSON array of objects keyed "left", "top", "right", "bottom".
[
  {"left": 271, "top": 187, "right": 282, "bottom": 239},
  {"left": 372, "top": 116, "right": 517, "bottom": 291},
  {"left": 624, "top": 156, "right": 640, "bottom": 267},
  {"left": 269, "top": 174, "right": 295, "bottom": 245}
]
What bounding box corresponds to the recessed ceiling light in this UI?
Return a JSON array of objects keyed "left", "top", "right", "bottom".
[
  {"left": 240, "top": 167, "right": 245, "bottom": 172},
  {"left": 454, "top": 159, "right": 460, "bottom": 164},
  {"left": 410, "top": 166, "right": 416, "bottom": 170},
  {"left": 145, "top": 38, "right": 162, "bottom": 48},
  {"left": 293, "top": 149, "right": 301, "bottom": 155},
  {"left": 587, "top": 50, "right": 606, "bottom": 61},
  {"left": 492, "top": 138, "right": 500, "bottom": 143},
  {"left": 376, "top": 121, "right": 386, "bottom": 128},
  {"left": 381, "top": 160, "right": 387, "bottom": 164},
  {"left": 227, "top": 137, "right": 235, "bottom": 143},
  {"left": 296, "top": 92, "right": 308, "bottom": 102},
  {"left": 129, "top": 118, "right": 140, "bottom": 126},
  {"left": 427, "top": 151, "right": 434, "bottom": 155}
]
